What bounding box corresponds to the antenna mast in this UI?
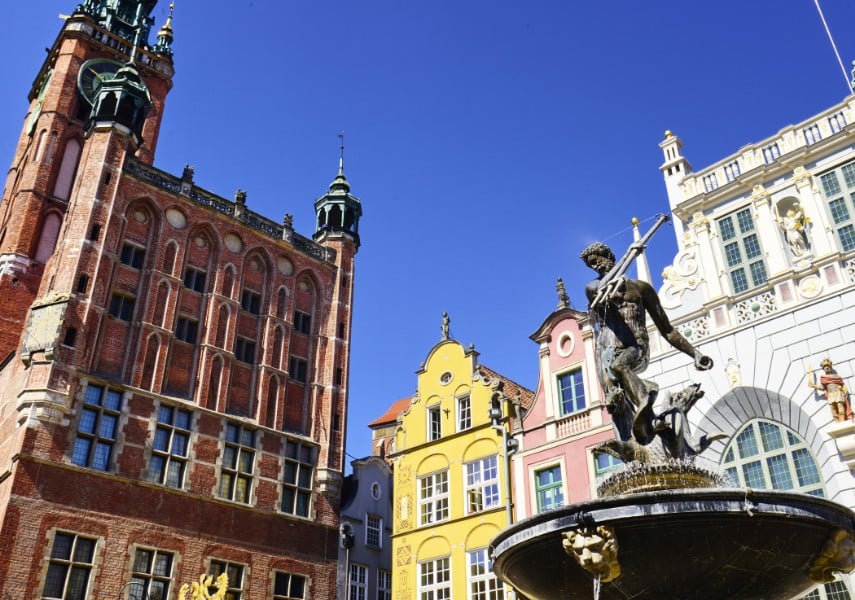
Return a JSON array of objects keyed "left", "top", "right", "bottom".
[{"left": 813, "top": 0, "right": 852, "bottom": 92}]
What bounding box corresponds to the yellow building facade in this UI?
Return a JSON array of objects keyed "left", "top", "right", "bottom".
[{"left": 390, "top": 335, "right": 532, "bottom": 600}]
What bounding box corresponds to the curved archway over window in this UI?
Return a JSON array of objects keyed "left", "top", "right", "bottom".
[
  {"left": 722, "top": 418, "right": 824, "bottom": 496},
  {"left": 721, "top": 419, "right": 851, "bottom": 600},
  {"left": 53, "top": 138, "right": 81, "bottom": 200},
  {"left": 34, "top": 212, "right": 62, "bottom": 263}
]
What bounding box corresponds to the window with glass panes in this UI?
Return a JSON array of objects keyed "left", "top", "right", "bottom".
[
  {"left": 534, "top": 465, "right": 564, "bottom": 512},
  {"left": 465, "top": 456, "right": 500, "bottom": 514},
  {"left": 468, "top": 548, "right": 505, "bottom": 600},
  {"left": 149, "top": 405, "right": 191, "bottom": 488},
  {"left": 724, "top": 420, "right": 854, "bottom": 600},
  {"left": 365, "top": 514, "right": 382, "bottom": 548},
  {"left": 458, "top": 394, "right": 472, "bottom": 431},
  {"left": 72, "top": 384, "right": 121, "bottom": 471},
  {"left": 281, "top": 439, "right": 315, "bottom": 517},
  {"left": 218, "top": 423, "right": 255, "bottom": 503},
  {"left": 42, "top": 532, "right": 97, "bottom": 600},
  {"left": 799, "top": 577, "right": 852, "bottom": 600},
  {"left": 349, "top": 564, "right": 367, "bottom": 600},
  {"left": 716, "top": 208, "right": 768, "bottom": 294},
  {"left": 428, "top": 406, "right": 442, "bottom": 441},
  {"left": 273, "top": 572, "right": 307, "bottom": 599},
  {"left": 129, "top": 548, "right": 174, "bottom": 600},
  {"left": 419, "top": 470, "right": 449, "bottom": 525},
  {"left": 721, "top": 419, "right": 824, "bottom": 496},
  {"left": 377, "top": 570, "right": 392, "bottom": 600},
  {"left": 208, "top": 560, "right": 245, "bottom": 600},
  {"left": 594, "top": 453, "right": 623, "bottom": 477},
  {"left": 418, "top": 557, "right": 451, "bottom": 600},
  {"left": 558, "top": 368, "right": 586, "bottom": 415},
  {"left": 818, "top": 161, "right": 855, "bottom": 252}
]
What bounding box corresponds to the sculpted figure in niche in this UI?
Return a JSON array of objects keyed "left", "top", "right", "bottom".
[
  {"left": 581, "top": 237, "right": 713, "bottom": 443},
  {"left": 809, "top": 358, "right": 853, "bottom": 423},
  {"left": 778, "top": 204, "right": 810, "bottom": 258}
]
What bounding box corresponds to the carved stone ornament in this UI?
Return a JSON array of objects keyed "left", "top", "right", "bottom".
[
  {"left": 793, "top": 166, "right": 813, "bottom": 189},
  {"left": 563, "top": 525, "right": 621, "bottom": 583},
  {"left": 751, "top": 184, "right": 770, "bottom": 204},
  {"left": 809, "top": 528, "right": 855, "bottom": 583},
  {"left": 689, "top": 212, "right": 709, "bottom": 234},
  {"left": 22, "top": 294, "right": 70, "bottom": 365}
]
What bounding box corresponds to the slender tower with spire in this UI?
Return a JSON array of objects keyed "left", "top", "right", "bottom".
[{"left": 0, "top": 3, "right": 361, "bottom": 598}]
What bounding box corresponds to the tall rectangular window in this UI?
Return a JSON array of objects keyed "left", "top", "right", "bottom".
[
  {"left": 209, "top": 560, "right": 245, "bottom": 600},
  {"left": 716, "top": 208, "right": 768, "bottom": 294},
  {"left": 218, "top": 423, "right": 255, "bottom": 504},
  {"left": 818, "top": 160, "right": 855, "bottom": 252},
  {"left": 42, "top": 532, "right": 97, "bottom": 600},
  {"left": 365, "top": 514, "right": 382, "bottom": 548},
  {"left": 468, "top": 548, "right": 505, "bottom": 600},
  {"left": 149, "top": 405, "right": 192, "bottom": 488},
  {"left": 273, "top": 572, "right": 307, "bottom": 599},
  {"left": 418, "top": 557, "right": 451, "bottom": 600},
  {"left": 234, "top": 337, "right": 256, "bottom": 364},
  {"left": 535, "top": 465, "right": 564, "bottom": 512},
  {"left": 349, "top": 564, "right": 367, "bottom": 600},
  {"left": 109, "top": 293, "right": 136, "bottom": 321},
  {"left": 465, "top": 456, "right": 500, "bottom": 514},
  {"left": 419, "top": 470, "right": 449, "bottom": 525},
  {"left": 428, "top": 406, "right": 442, "bottom": 441},
  {"left": 240, "top": 289, "right": 261, "bottom": 314},
  {"left": 377, "top": 570, "right": 392, "bottom": 600},
  {"left": 294, "top": 310, "right": 311, "bottom": 334},
  {"left": 183, "top": 267, "right": 207, "bottom": 293},
  {"left": 129, "top": 548, "right": 174, "bottom": 600},
  {"left": 288, "top": 356, "right": 308, "bottom": 383},
  {"left": 175, "top": 316, "right": 199, "bottom": 344},
  {"left": 458, "top": 395, "right": 472, "bottom": 431},
  {"left": 120, "top": 242, "right": 145, "bottom": 269},
  {"left": 558, "top": 369, "right": 586, "bottom": 415},
  {"left": 281, "top": 439, "right": 315, "bottom": 517},
  {"left": 72, "top": 384, "right": 121, "bottom": 471}
]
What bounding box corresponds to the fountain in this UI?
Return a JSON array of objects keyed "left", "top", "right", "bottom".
[{"left": 490, "top": 219, "right": 855, "bottom": 599}]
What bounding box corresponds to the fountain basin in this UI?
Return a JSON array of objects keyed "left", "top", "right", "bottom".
[{"left": 491, "top": 488, "right": 855, "bottom": 600}]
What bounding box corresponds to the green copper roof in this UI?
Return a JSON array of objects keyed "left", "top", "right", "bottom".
[{"left": 74, "top": 0, "right": 157, "bottom": 45}]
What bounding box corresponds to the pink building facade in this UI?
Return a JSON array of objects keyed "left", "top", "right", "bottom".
[{"left": 511, "top": 302, "right": 617, "bottom": 521}]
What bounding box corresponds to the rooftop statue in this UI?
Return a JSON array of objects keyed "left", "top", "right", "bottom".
[{"left": 581, "top": 215, "right": 717, "bottom": 463}]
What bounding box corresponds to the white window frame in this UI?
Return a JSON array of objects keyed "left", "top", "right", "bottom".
[
  {"left": 467, "top": 548, "right": 506, "bottom": 600},
  {"left": 418, "top": 470, "right": 449, "bottom": 526},
  {"left": 365, "top": 514, "right": 382, "bottom": 549},
  {"left": 457, "top": 394, "right": 472, "bottom": 431},
  {"left": 464, "top": 455, "right": 500, "bottom": 515},
  {"left": 418, "top": 557, "right": 451, "bottom": 600},
  {"left": 428, "top": 405, "right": 442, "bottom": 441},
  {"left": 349, "top": 563, "right": 367, "bottom": 600}
]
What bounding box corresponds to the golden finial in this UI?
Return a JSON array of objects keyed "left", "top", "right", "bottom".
[
  {"left": 631, "top": 217, "right": 639, "bottom": 226},
  {"left": 664, "top": 130, "right": 673, "bottom": 138}
]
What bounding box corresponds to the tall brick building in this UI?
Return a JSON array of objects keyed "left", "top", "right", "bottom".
[{"left": 0, "top": 1, "right": 361, "bottom": 598}]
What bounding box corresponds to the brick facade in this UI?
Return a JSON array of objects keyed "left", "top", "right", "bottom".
[{"left": 0, "top": 3, "right": 359, "bottom": 598}]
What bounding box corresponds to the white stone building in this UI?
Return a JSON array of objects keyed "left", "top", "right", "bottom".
[{"left": 648, "top": 93, "right": 855, "bottom": 598}]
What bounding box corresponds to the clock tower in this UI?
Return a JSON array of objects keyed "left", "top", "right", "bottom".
[
  {"left": 0, "top": 1, "right": 173, "bottom": 357},
  {"left": 0, "top": 3, "right": 361, "bottom": 598}
]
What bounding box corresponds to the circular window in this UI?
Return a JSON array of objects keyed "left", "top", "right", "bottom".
[
  {"left": 370, "top": 481, "right": 382, "bottom": 500},
  {"left": 440, "top": 372, "right": 453, "bottom": 385}
]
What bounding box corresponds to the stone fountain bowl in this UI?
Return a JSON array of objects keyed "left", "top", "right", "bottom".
[{"left": 491, "top": 488, "right": 855, "bottom": 600}]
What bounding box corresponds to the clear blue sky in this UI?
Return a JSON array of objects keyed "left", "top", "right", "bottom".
[{"left": 3, "top": 1, "right": 855, "bottom": 464}]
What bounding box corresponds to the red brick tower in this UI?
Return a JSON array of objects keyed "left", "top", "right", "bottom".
[{"left": 0, "top": 2, "right": 360, "bottom": 599}]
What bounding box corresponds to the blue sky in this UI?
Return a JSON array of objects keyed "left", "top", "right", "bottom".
[{"left": 3, "top": 1, "right": 855, "bottom": 463}]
